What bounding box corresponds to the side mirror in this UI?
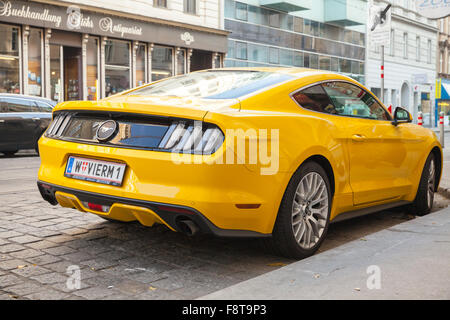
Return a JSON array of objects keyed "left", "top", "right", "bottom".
[{"left": 392, "top": 107, "right": 412, "bottom": 126}]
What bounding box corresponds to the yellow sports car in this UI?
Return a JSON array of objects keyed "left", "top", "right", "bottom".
[{"left": 37, "top": 68, "right": 442, "bottom": 259}]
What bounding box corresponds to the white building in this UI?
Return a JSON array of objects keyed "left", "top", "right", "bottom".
[{"left": 366, "top": 0, "right": 438, "bottom": 126}]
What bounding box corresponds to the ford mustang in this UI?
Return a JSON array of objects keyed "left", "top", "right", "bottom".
[{"left": 37, "top": 68, "right": 442, "bottom": 259}]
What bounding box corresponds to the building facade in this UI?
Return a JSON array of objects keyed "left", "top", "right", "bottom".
[
  {"left": 366, "top": 0, "right": 438, "bottom": 127},
  {"left": 0, "top": 0, "right": 228, "bottom": 102},
  {"left": 224, "top": 0, "right": 367, "bottom": 84}
]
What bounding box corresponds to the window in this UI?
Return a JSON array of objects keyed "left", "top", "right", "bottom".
[
  {"left": 269, "top": 47, "right": 279, "bottom": 64},
  {"left": 184, "top": 0, "right": 196, "bottom": 14},
  {"left": 176, "top": 49, "right": 186, "bottom": 75},
  {"left": 416, "top": 36, "right": 420, "bottom": 62},
  {"left": 235, "top": 2, "right": 248, "bottom": 21},
  {"left": 5, "top": 98, "right": 38, "bottom": 112},
  {"left": 428, "top": 40, "right": 432, "bottom": 64},
  {"left": 86, "top": 37, "right": 99, "bottom": 100},
  {"left": 136, "top": 44, "right": 147, "bottom": 86},
  {"left": 440, "top": 51, "right": 444, "bottom": 73},
  {"left": 0, "top": 24, "right": 20, "bottom": 94},
  {"left": 130, "top": 70, "right": 294, "bottom": 99},
  {"left": 322, "top": 82, "right": 390, "bottom": 120},
  {"left": 104, "top": 40, "right": 131, "bottom": 96},
  {"left": 235, "top": 42, "right": 248, "bottom": 60},
  {"left": 390, "top": 29, "right": 395, "bottom": 56},
  {"left": 153, "top": 0, "right": 167, "bottom": 8},
  {"left": 152, "top": 45, "right": 173, "bottom": 81},
  {"left": 36, "top": 101, "right": 53, "bottom": 112},
  {"left": 28, "top": 28, "right": 43, "bottom": 97},
  {"left": 403, "top": 32, "right": 408, "bottom": 59},
  {"left": 293, "top": 85, "right": 335, "bottom": 114}
]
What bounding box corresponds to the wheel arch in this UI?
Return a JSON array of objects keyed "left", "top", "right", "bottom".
[{"left": 302, "top": 154, "right": 335, "bottom": 197}]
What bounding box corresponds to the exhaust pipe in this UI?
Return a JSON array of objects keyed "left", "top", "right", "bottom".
[{"left": 177, "top": 219, "right": 199, "bottom": 236}]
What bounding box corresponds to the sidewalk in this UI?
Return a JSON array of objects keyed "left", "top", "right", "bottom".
[{"left": 200, "top": 208, "right": 450, "bottom": 300}]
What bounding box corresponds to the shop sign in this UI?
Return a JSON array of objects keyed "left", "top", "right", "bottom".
[
  {"left": 416, "top": 0, "right": 450, "bottom": 19},
  {"left": 0, "top": 0, "right": 226, "bottom": 52}
]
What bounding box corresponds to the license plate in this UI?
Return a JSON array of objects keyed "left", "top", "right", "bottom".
[{"left": 65, "top": 156, "right": 126, "bottom": 186}]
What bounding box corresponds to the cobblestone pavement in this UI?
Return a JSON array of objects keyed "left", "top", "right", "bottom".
[{"left": 1, "top": 153, "right": 449, "bottom": 300}]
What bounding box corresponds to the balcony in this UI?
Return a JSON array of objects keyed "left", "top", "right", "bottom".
[
  {"left": 324, "top": 0, "right": 366, "bottom": 27},
  {"left": 260, "top": 0, "right": 312, "bottom": 12}
]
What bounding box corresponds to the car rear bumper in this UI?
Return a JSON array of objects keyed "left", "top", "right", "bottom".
[
  {"left": 37, "top": 137, "right": 289, "bottom": 235},
  {"left": 37, "top": 181, "right": 268, "bottom": 238}
]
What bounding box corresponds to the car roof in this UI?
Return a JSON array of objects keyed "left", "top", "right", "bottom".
[
  {"left": 211, "top": 67, "right": 339, "bottom": 79},
  {"left": 0, "top": 93, "right": 56, "bottom": 105}
]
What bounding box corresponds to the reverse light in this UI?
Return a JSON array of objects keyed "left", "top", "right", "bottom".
[{"left": 158, "top": 121, "right": 224, "bottom": 154}]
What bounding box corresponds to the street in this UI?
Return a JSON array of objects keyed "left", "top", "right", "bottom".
[{"left": 1, "top": 151, "right": 449, "bottom": 300}]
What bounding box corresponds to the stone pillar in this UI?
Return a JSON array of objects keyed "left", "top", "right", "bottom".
[
  {"left": 22, "top": 26, "right": 30, "bottom": 95},
  {"left": 100, "top": 36, "right": 107, "bottom": 99},
  {"left": 44, "top": 28, "right": 52, "bottom": 99},
  {"left": 174, "top": 47, "right": 181, "bottom": 76},
  {"left": 132, "top": 41, "right": 139, "bottom": 87},
  {"left": 148, "top": 43, "right": 154, "bottom": 83},
  {"left": 82, "top": 34, "right": 89, "bottom": 100},
  {"left": 187, "top": 48, "right": 193, "bottom": 73}
]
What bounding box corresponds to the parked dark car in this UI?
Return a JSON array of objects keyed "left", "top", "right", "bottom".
[{"left": 0, "top": 94, "right": 56, "bottom": 156}]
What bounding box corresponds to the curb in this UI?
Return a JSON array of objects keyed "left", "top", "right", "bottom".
[{"left": 438, "top": 186, "right": 450, "bottom": 199}]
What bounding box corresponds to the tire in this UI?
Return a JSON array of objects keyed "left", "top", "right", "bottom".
[
  {"left": 410, "top": 153, "right": 436, "bottom": 216},
  {"left": 264, "top": 161, "right": 332, "bottom": 259},
  {"left": 2, "top": 150, "right": 17, "bottom": 157}
]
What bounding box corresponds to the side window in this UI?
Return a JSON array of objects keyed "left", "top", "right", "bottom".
[
  {"left": 322, "top": 82, "right": 391, "bottom": 121},
  {"left": 0, "top": 99, "right": 7, "bottom": 113},
  {"left": 6, "top": 98, "right": 39, "bottom": 112},
  {"left": 292, "top": 85, "right": 337, "bottom": 114},
  {"left": 36, "top": 101, "right": 53, "bottom": 112}
]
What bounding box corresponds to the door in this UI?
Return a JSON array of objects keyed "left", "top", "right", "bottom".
[
  {"left": 2, "top": 97, "right": 41, "bottom": 149},
  {"left": 321, "top": 81, "right": 413, "bottom": 205},
  {"left": 0, "top": 98, "right": 10, "bottom": 150}
]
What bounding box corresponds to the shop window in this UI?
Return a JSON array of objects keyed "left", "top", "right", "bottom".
[
  {"left": 152, "top": 45, "right": 173, "bottom": 81},
  {"left": 28, "top": 28, "right": 43, "bottom": 97},
  {"left": 86, "top": 37, "right": 99, "bottom": 100},
  {"left": 136, "top": 44, "right": 146, "bottom": 86},
  {"left": 105, "top": 40, "right": 131, "bottom": 96},
  {"left": 176, "top": 49, "right": 186, "bottom": 75},
  {"left": 0, "top": 24, "right": 20, "bottom": 94},
  {"left": 49, "top": 44, "right": 62, "bottom": 102}
]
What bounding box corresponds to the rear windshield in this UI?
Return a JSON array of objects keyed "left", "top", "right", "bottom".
[{"left": 127, "top": 70, "right": 294, "bottom": 99}]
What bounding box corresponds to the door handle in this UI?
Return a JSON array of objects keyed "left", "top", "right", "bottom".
[
  {"left": 352, "top": 134, "right": 366, "bottom": 142},
  {"left": 32, "top": 118, "right": 40, "bottom": 121}
]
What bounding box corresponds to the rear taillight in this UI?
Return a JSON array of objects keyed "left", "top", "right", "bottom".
[{"left": 158, "top": 121, "right": 224, "bottom": 154}]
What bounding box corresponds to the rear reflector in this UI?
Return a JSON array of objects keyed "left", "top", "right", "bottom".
[
  {"left": 156, "top": 205, "right": 195, "bottom": 215},
  {"left": 235, "top": 204, "right": 261, "bottom": 209},
  {"left": 82, "top": 201, "right": 110, "bottom": 213}
]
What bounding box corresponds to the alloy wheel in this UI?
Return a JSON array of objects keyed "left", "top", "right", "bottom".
[
  {"left": 291, "top": 172, "right": 329, "bottom": 249},
  {"left": 427, "top": 159, "right": 435, "bottom": 209}
]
